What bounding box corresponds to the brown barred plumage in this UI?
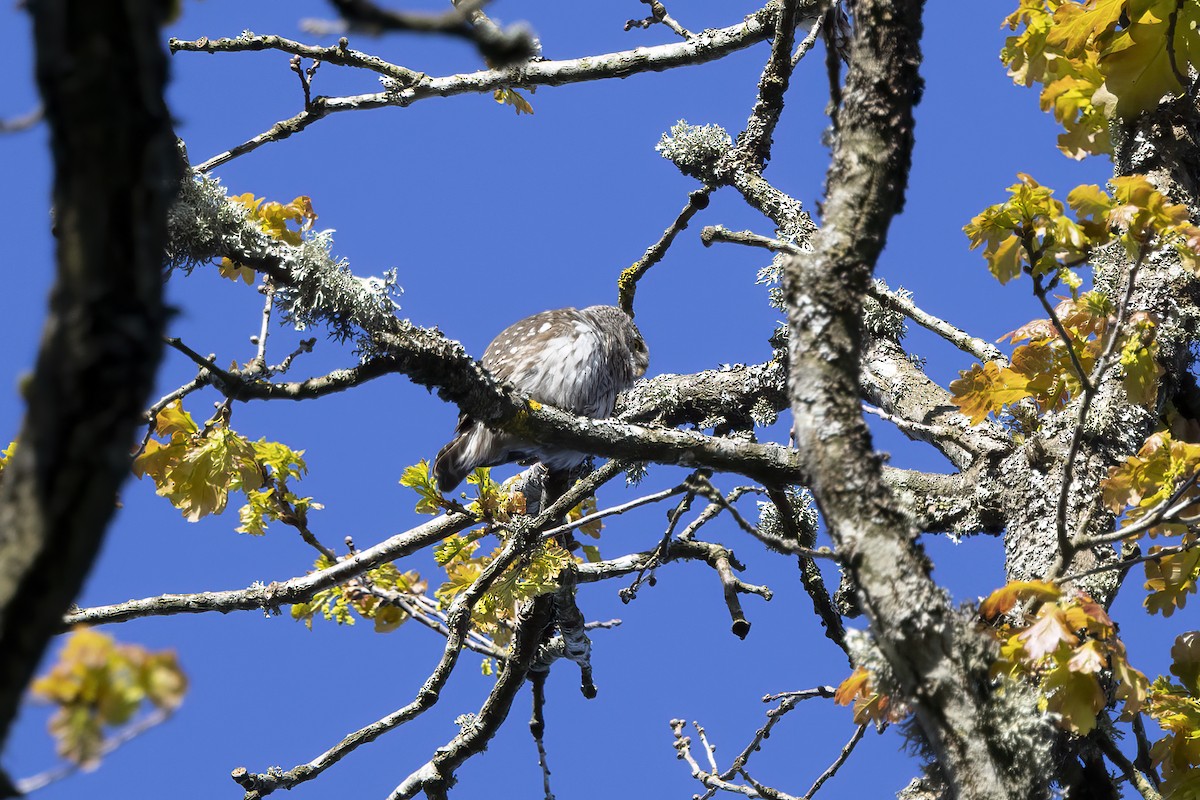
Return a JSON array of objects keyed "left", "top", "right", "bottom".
[{"left": 433, "top": 305, "right": 649, "bottom": 492}]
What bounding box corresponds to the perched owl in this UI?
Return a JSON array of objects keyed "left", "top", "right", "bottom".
[{"left": 434, "top": 305, "right": 649, "bottom": 492}]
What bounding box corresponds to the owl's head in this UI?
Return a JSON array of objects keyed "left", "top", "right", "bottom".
[{"left": 582, "top": 305, "right": 649, "bottom": 384}]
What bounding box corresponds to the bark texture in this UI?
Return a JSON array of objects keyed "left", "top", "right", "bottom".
[
  {"left": 780, "top": 1, "right": 1049, "bottom": 797},
  {"left": 0, "top": 0, "right": 178, "bottom": 755}
]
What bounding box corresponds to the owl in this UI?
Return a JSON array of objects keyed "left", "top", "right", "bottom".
[{"left": 434, "top": 305, "right": 649, "bottom": 492}]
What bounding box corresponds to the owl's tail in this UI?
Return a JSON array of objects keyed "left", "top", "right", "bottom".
[
  {"left": 433, "top": 429, "right": 475, "bottom": 493},
  {"left": 434, "top": 419, "right": 505, "bottom": 492}
]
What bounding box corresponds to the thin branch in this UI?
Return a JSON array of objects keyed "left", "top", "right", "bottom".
[
  {"left": 718, "top": 694, "right": 811, "bottom": 783},
  {"left": 761, "top": 686, "right": 836, "bottom": 702},
  {"left": 1058, "top": 533, "right": 1200, "bottom": 587},
  {"left": 790, "top": 12, "right": 823, "bottom": 66},
  {"left": 624, "top": 0, "right": 692, "bottom": 38},
  {"left": 250, "top": 280, "right": 274, "bottom": 372},
  {"left": 170, "top": 34, "right": 423, "bottom": 82},
  {"left": 579, "top": 536, "right": 773, "bottom": 637},
  {"left": 701, "top": 225, "right": 1005, "bottom": 364},
  {"left": 672, "top": 720, "right": 763, "bottom": 799},
  {"left": 1163, "top": 2, "right": 1189, "bottom": 90},
  {"left": 738, "top": 0, "right": 804, "bottom": 168},
  {"left": 802, "top": 723, "right": 867, "bottom": 799},
  {"left": 178, "top": 4, "right": 810, "bottom": 171},
  {"left": 766, "top": 486, "right": 846, "bottom": 656},
  {"left": 136, "top": 375, "right": 208, "bottom": 457},
  {"left": 231, "top": 465, "right": 623, "bottom": 797},
  {"left": 387, "top": 594, "right": 556, "bottom": 800},
  {"left": 317, "top": 0, "right": 537, "bottom": 67},
  {"left": 631, "top": 488, "right": 696, "bottom": 595},
  {"left": 617, "top": 187, "right": 713, "bottom": 316},
  {"left": 1095, "top": 731, "right": 1163, "bottom": 800},
  {"left": 0, "top": 105, "right": 43, "bottom": 133},
  {"left": 65, "top": 513, "right": 475, "bottom": 628},
  {"left": 1132, "top": 715, "right": 1160, "bottom": 791},
  {"left": 528, "top": 670, "right": 555, "bottom": 800},
  {"left": 1046, "top": 248, "right": 1146, "bottom": 580},
  {"left": 354, "top": 585, "right": 505, "bottom": 658},
  {"left": 1077, "top": 472, "right": 1200, "bottom": 547},
  {"left": 1031, "top": 270, "right": 1093, "bottom": 394},
  {"left": 234, "top": 522, "right": 534, "bottom": 798},
  {"left": 538, "top": 483, "right": 686, "bottom": 541}
]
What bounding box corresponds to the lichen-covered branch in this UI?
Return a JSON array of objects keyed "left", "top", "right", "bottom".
[
  {"left": 175, "top": 2, "right": 821, "bottom": 171},
  {"left": 64, "top": 513, "right": 475, "bottom": 628},
  {"left": 779, "top": 1, "right": 1049, "bottom": 797}
]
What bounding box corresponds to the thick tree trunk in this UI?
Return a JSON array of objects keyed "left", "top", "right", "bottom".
[
  {"left": 781, "top": 1, "right": 1049, "bottom": 797},
  {"left": 0, "top": 0, "right": 178, "bottom": 762}
]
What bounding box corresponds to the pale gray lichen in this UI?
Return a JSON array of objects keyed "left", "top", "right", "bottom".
[
  {"left": 863, "top": 279, "right": 909, "bottom": 341},
  {"left": 749, "top": 396, "right": 778, "bottom": 428},
  {"left": 625, "top": 462, "right": 648, "bottom": 487},
  {"left": 166, "top": 167, "right": 403, "bottom": 359},
  {"left": 655, "top": 120, "right": 732, "bottom": 181},
  {"left": 756, "top": 486, "right": 818, "bottom": 546}
]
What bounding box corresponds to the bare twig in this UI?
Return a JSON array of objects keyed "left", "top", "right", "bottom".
[
  {"left": 231, "top": 463, "right": 625, "bottom": 797},
  {"left": 233, "top": 523, "right": 534, "bottom": 798},
  {"left": 1076, "top": 471, "right": 1200, "bottom": 547},
  {"left": 176, "top": 5, "right": 804, "bottom": 171},
  {"left": 529, "top": 669, "right": 555, "bottom": 800},
  {"left": 387, "top": 594, "right": 556, "bottom": 799},
  {"left": 802, "top": 723, "right": 867, "bottom": 799},
  {"left": 1046, "top": 248, "right": 1146, "bottom": 580},
  {"left": 617, "top": 187, "right": 713, "bottom": 316},
  {"left": 1095, "top": 730, "right": 1163, "bottom": 800},
  {"left": 250, "top": 281, "right": 274, "bottom": 372},
  {"left": 318, "top": 0, "right": 537, "bottom": 67},
  {"left": 0, "top": 105, "right": 43, "bottom": 133},
  {"left": 672, "top": 720, "right": 764, "bottom": 798},
  {"left": 65, "top": 512, "right": 475, "bottom": 628},
  {"left": 538, "top": 483, "right": 687, "bottom": 540},
  {"left": 790, "top": 12, "right": 823, "bottom": 66},
  {"left": 702, "top": 225, "right": 1005, "bottom": 364},
  {"left": 624, "top": 0, "right": 691, "bottom": 38},
  {"left": 739, "top": 0, "right": 804, "bottom": 168},
  {"left": 1058, "top": 533, "right": 1200, "bottom": 586}
]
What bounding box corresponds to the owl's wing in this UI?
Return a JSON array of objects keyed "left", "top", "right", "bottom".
[{"left": 481, "top": 309, "right": 610, "bottom": 415}]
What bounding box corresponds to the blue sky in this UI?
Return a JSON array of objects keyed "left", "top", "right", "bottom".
[{"left": 1, "top": 2, "right": 1184, "bottom": 799}]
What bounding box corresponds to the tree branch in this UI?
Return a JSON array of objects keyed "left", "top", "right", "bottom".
[
  {"left": 779, "top": 0, "right": 1047, "bottom": 796},
  {"left": 176, "top": 2, "right": 819, "bottom": 171}
]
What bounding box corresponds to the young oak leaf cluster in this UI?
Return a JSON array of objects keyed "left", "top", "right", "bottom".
[
  {"left": 401, "top": 460, "right": 604, "bottom": 548},
  {"left": 982, "top": 580, "right": 1148, "bottom": 734},
  {"left": 834, "top": 666, "right": 907, "bottom": 728},
  {"left": 219, "top": 192, "right": 318, "bottom": 283},
  {"left": 0, "top": 439, "right": 15, "bottom": 476},
  {"left": 950, "top": 292, "right": 1162, "bottom": 424},
  {"left": 399, "top": 462, "right": 599, "bottom": 647},
  {"left": 1146, "top": 633, "right": 1200, "bottom": 799},
  {"left": 31, "top": 629, "right": 187, "bottom": 768},
  {"left": 1003, "top": 0, "right": 1200, "bottom": 158},
  {"left": 133, "top": 399, "right": 317, "bottom": 534},
  {"left": 951, "top": 175, "right": 1200, "bottom": 424},
  {"left": 493, "top": 86, "right": 534, "bottom": 115},
  {"left": 399, "top": 461, "right": 529, "bottom": 521},
  {"left": 434, "top": 531, "right": 572, "bottom": 650},
  {"left": 1103, "top": 430, "right": 1200, "bottom": 615},
  {"left": 291, "top": 555, "right": 427, "bottom": 633}
]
